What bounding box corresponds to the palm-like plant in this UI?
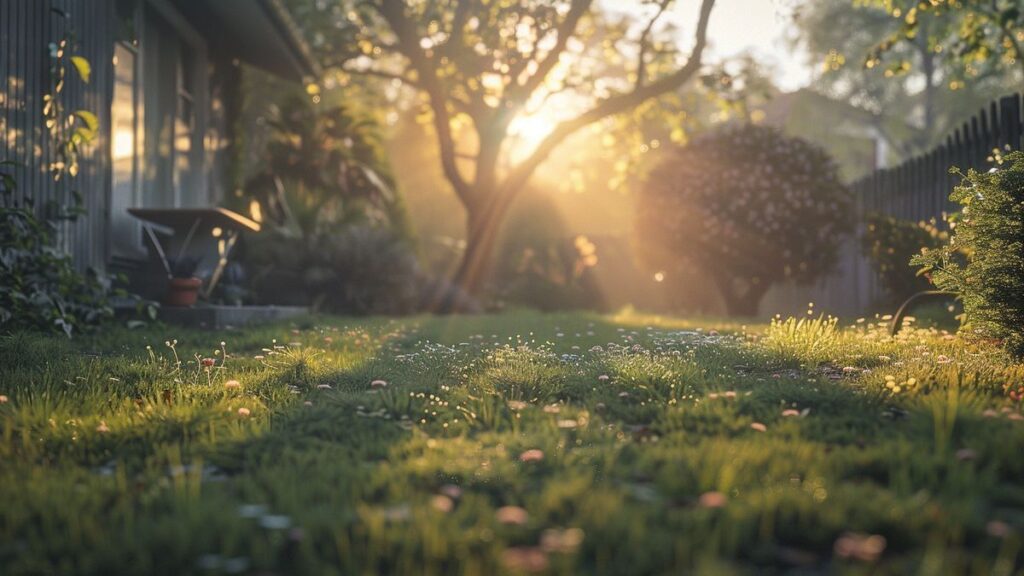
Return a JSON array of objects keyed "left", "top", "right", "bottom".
[{"left": 246, "top": 94, "right": 408, "bottom": 239}]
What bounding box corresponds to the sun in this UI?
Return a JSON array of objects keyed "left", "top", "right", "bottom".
[{"left": 508, "top": 113, "right": 555, "bottom": 158}]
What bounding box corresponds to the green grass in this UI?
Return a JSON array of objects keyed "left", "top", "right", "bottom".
[{"left": 2, "top": 310, "right": 1024, "bottom": 575}]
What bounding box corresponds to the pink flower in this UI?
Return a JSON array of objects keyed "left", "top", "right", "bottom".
[
  {"left": 237, "top": 407, "right": 251, "bottom": 417},
  {"left": 431, "top": 495, "right": 454, "bottom": 513},
  {"left": 501, "top": 547, "right": 549, "bottom": 573},
  {"left": 440, "top": 484, "right": 463, "bottom": 500},
  {"left": 955, "top": 448, "right": 978, "bottom": 461},
  {"left": 597, "top": 374, "right": 610, "bottom": 381},
  {"left": 495, "top": 506, "right": 529, "bottom": 525},
  {"left": 0, "top": 394, "right": 8, "bottom": 404},
  {"left": 519, "top": 449, "right": 545, "bottom": 463},
  {"left": 698, "top": 491, "right": 728, "bottom": 508},
  {"left": 201, "top": 358, "right": 216, "bottom": 367},
  {"left": 370, "top": 380, "right": 388, "bottom": 389},
  {"left": 750, "top": 422, "right": 767, "bottom": 432},
  {"left": 987, "top": 521, "right": 1012, "bottom": 538},
  {"left": 781, "top": 409, "right": 800, "bottom": 417},
  {"left": 540, "top": 528, "right": 585, "bottom": 553},
  {"left": 833, "top": 532, "right": 886, "bottom": 562}
]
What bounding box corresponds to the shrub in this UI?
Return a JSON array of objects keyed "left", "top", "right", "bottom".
[
  {"left": 245, "top": 94, "right": 410, "bottom": 238},
  {"left": 861, "top": 213, "right": 949, "bottom": 305},
  {"left": 491, "top": 191, "right": 604, "bottom": 311},
  {"left": 913, "top": 152, "right": 1024, "bottom": 357},
  {"left": 246, "top": 225, "right": 422, "bottom": 315},
  {"left": 635, "top": 123, "right": 852, "bottom": 316},
  {"left": 0, "top": 202, "right": 113, "bottom": 336}
]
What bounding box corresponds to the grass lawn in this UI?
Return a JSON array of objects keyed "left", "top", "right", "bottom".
[{"left": 3, "top": 310, "right": 1024, "bottom": 575}]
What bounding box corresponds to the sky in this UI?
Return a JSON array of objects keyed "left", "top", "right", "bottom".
[
  {"left": 671, "top": 0, "right": 815, "bottom": 92},
  {"left": 701, "top": 0, "right": 813, "bottom": 90}
]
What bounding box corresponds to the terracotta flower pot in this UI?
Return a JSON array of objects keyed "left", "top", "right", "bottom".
[{"left": 165, "top": 277, "right": 202, "bottom": 307}]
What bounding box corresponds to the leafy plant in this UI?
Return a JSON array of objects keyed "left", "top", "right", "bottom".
[
  {"left": 635, "top": 123, "right": 852, "bottom": 316},
  {"left": 45, "top": 8, "right": 97, "bottom": 181},
  {"left": 913, "top": 152, "right": 1024, "bottom": 357},
  {"left": 245, "top": 225, "right": 422, "bottom": 315},
  {"left": 0, "top": 186, "right": 114, "bottom": 337},
  {"left": 491, "top": 191, "right": 603, "bottom": 311},
  {"left": 169, "top": 257, "right": 201, "bottom": 279},
  {"left": 861, "top": 213, "right": 951, "bottom": 305},
  {"left": 245, "top": 94, "right": 409, "bottom": 239}
]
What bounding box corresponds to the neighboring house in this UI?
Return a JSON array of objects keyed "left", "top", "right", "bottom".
[
  {"left": 757, "top": 89, "right": 888, "bottom": 318},
  {"left": 759, "top": 88, "right": 884, "bottom": 182},
  {"left": 0, "top": 0, "right": 317, "bottom": 275}
]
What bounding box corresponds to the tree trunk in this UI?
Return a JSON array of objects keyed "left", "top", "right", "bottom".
[
  {"left": 715, "top": 275, "right": 769, "bottom": 317},
  {"left": 434, "top": 196, "right": 513, "bottom": 312},
  {"left": 452, "top": 209, "right": 501, "bottom": 298}
]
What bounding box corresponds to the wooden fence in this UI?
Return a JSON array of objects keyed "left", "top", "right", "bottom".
[
  {"left": 763, "top": 92, "right": 1024, "bottom": 317},
  {"left": 854, "top": 92, "right": 1023, "bottom": 223}
]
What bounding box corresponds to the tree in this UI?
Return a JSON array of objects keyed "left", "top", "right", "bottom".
[
  {"left": 635, "top": 124, "right": 852, "bottom": 316},
  {"left": 866, "top": 0, "right": 1024, "bottom": 81},
  {"left": 301, "top": 0, "right": 717, "bottom": 304},
  {"left": 791, "top": 0, "right": 1020, "bottom": 159},
  {"left": 913, "top": 152, "right": 1024, "bottom": 358}
]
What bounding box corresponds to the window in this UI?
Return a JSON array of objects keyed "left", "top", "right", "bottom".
[
  {"left": 174, "top": 43, "right": 196, "bottom": 205},
  {"left": 141, "top": 4, "right": 206, "bottom": 210},
  {"left": 110, "top": 1, "right": 144, "bottom": 257},
  {"left": 110, "top": 0, "right": 208, "bottom": 261}
]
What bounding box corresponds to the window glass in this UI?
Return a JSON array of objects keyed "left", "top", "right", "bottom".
[{"left": 110, "top": 35, "right": 142, "bottom": 255}]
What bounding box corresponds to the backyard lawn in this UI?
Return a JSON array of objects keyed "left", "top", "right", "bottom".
[{"left": 3, "top": 311, "right": 1024, "bottom": 575}]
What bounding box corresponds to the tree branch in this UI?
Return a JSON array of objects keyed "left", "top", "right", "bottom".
[
  {"left": 508, "top": 0, "right": 594, "bottom": 103},
  {"left": 376, "top": 0, "right": 476, "bottom": 205},
  {"left": 637, "top": 0, "right": 673, "bottom": 88},
  {"left": 501, "top": 0, "right": 716, "bottom": 199}
]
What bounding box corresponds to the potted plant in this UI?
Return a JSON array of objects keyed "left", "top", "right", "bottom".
[{"left": 165, "top": 257, "right": 202, "bottom": 307}]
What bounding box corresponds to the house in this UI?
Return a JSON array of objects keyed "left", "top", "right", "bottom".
[{"left": 0, "top": 0, "right": 318, "bottom": 277}]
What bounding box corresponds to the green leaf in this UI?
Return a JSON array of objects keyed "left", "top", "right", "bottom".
[
  {"left": 74, "top": 110, "right": 99, "bottom": 134},
  {"left": 70, "top": 56, "right": 91, "bottom": 83}
]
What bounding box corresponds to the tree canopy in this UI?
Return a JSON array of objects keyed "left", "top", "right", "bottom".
[{"left": 285, "top": 0, "right": 718, "bottom": 302}]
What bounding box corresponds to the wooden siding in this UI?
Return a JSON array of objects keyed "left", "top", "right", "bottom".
[{"left": 2, "top": 0, "right": 115, "bottom": 271}]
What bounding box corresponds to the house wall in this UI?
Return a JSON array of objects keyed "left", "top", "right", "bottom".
[
  {"left": 1, "top": 0, "right": 243, "bottom": 274},
  {"left": 1, "top": 0, "right": 115, "bottom": 271}
]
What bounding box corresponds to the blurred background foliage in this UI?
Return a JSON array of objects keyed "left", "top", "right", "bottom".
[
  {"left": 220, "top": 0, "right": 1023, "bottom": 318},
  {"left": 635, "top": 124, "right": 852, "bottom": 316},
  {"left": 860, "top": 214, "right": 951, "bottom": 307}
]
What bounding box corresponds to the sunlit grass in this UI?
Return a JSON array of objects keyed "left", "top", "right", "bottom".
[{"left": 2, "top": 311, "right": 1023, "bottom": 574}]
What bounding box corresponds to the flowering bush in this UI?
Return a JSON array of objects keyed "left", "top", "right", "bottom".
[
  {"left": 636, "top": 124, "right": 852, "bottom": 315},
  {"left": 861, "top": 213, "right": 949, "bottom": 305},
  {"left": 913, "top": 152, "right": 1024, "bottom": 357}
]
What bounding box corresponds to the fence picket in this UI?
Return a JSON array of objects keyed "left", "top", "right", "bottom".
[{"left": 836, "top": 91, "right": 1024, "bottom": 313}]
